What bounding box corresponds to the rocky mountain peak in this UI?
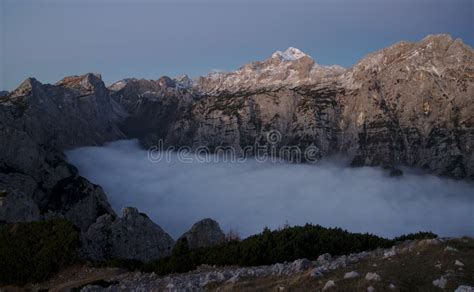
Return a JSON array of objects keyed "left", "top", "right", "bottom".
[
  {"left": 421, "top": 33, "right": 453, "bottom": 45},
  {"left": 119, "top": 33, "right": 472, "bottom": 179},
  {"left": 7, "top": 78, "right": 42, "bottom": 99},
  {"left": 174, "top": 74, "right": 193, "bottom": 89},
  {"left": 157, "top": 76, "right": 176, "bottom": 88},
  {"left": 342, "top": 33, "right": 473, "bottom": 90},
  {"left": 19, "top": 77, "right": 41, "bottom": 89},
  {"left": 108, "top": 78, "right": 132, "bottom": 92},
  {"left": 109, "top": 75, "right": 194, "bottom": 94},
  {"left": 359, "top": 34, "right": 469, "bottom": 68},
  {"left": 193, "top": 34, "right": 471, "bottom": 96},
  {"left": 56, "top": 73, "right": 105, "bottom": 95},
  {"left": 272, "top": 47, "right": 311, "bottom": 62},
  {"left": 193, "top": 46, "right": 344, "bottom": 95}
]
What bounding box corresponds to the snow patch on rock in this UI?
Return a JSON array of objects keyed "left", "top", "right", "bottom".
[{"left": 272, "top": 47, "right": 310, "bottom": 61}]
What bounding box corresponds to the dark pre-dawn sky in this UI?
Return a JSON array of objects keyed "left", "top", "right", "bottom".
[{"left": 1, "top": 0, "right": 473, "bottom": 90}]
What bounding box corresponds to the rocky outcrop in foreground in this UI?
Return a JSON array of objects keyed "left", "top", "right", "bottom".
[
  {"left": 81, "top": 207, "right": 175, "bottom": 262},
  {"left": 177, "top": 218, "right": 225, "bottom": 249}
]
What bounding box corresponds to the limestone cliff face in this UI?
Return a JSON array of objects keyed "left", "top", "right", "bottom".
[
  {"left": 0, "top": 74, "right": 124, "bottom": 228},
  {"left": 113, "top": 35, "right": 473, "bottom": 178},
  {"left": 339, "top": 35, "right": 474, "bottom": 178},
  {"left": 109, "top": 76, "right": 196, "bottom": 144},
  {"left": 161, "top": 87, "right": 342, "bottom": 164}
]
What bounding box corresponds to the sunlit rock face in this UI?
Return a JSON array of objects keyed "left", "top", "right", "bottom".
[
  {"left": 111, "top": 35, "right": 473, "bottom": 179},
  {"left": 339, "top": 34, "right": 474, "bottom": 178},
  {"left": 193, "top": 47, "right": 345, "bottom": 95}
]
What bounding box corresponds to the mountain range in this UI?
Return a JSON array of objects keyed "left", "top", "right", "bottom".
[
  {"left": 111, "top": 34, "right": 473, "bottom": 179},
  {"left": 0, "top": 34, "right": 473, "bottom": 262}
]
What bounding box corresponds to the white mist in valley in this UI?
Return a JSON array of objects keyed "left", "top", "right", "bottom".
[{"left": 67, "top": 140, "right": 474, "bottom": 239}]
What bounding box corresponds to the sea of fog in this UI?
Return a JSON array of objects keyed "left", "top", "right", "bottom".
[{"left": 67, "top": 140, "right": 474, "bottom": 239}]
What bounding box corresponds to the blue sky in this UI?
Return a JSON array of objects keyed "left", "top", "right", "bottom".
[{"left": 1, "top": 0, "right": 473, "bottom": 90}]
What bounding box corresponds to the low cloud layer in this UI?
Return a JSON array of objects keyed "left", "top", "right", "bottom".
[{"left": 67, "top": 140, "right": 474, "bottom": 239}]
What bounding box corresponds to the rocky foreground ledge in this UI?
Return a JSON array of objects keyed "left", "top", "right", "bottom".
[{"left": 23, "top": 237, "right": 473, "bottom": 291}]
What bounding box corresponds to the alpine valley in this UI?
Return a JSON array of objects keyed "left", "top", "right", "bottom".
[{"left": 0, "top": 34, "right": 473, "bottom": 290}]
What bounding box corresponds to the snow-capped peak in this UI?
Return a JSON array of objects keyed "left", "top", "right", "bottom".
[
  {"left": 272, "top": 47, "right": 310, "bottom": 61},
  {"left": 174, "top": 74, "right": 193, "bottom": 89}
]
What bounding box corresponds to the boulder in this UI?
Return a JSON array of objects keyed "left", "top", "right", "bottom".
[
  {"left": 445, "top": 246, "right": 458, "bottom": 252},
  {"left": 344, "top": 271, "right": 360, "bottom": 279},
  {"left": 383, "top": 247, "right": 396, "bottom": 258},
  {"left": 177, "top": 218, "right": 225, "bottom": 249},
  {"left": 290, "top": 258, "right": 313, "bottom": 272},
  {"left": 365, "top": 272, "right": 381, "bottom": 281},
  {"left": 81, "top": 207, "right": 175, "bottom": 262},
  {"left": 455, "top": 286, "right": 474, "bottom": 292},
  {"left": 322, "top": 280, "right": 336, "bottom": 291},
  {"left": 317, "top": 253, "right": 332, "bottom": 265},
  {"left": 432, "top": 275, "right": 447, "bottom": 289}
]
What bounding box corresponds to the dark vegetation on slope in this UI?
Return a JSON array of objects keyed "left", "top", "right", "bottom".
[
  {"left": 0, "top": 220, "right": 437, "bottom": 286},
  {"left": 393, "top": 231, "right": 438, "bottom": 242},
  {"left": 146, "top": 224, "right": 395, "bottom": 275},
  {"left": 0, "top": 219, "right": 79, "bottom": 285},
  {"left": 102, "top": 224, "right": 438, "bottom": 276}
]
